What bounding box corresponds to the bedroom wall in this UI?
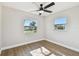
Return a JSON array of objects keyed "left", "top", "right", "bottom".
[
  {"left": 45, "top": 6, "right": 79, "bottom": 51},
  {"left": 0, "top": 4, "right": 2, "bottom": 53},
  {"left": 2, "top": 5, "right": 79, "bottom": 52},
  {"left": 2, "top": 6, "right": 45, "bottom": 49}
]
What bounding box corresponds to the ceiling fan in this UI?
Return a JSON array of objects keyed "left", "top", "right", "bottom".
[{"left": 32, "top": 2, "right": 55, "bottom": 15}]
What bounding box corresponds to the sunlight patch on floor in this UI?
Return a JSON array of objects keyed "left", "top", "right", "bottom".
[{"left": 30, "top": 47, "right": 56, "bottom": 56}]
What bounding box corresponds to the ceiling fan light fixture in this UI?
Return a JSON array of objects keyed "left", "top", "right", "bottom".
[{"left": 39, "top": 10, "right": 44, "bottom": 13}]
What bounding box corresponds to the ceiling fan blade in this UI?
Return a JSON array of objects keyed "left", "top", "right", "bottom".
[
  {"left": 29, "top": 10, "right": 40, "bottom": 12},
  {"left": 44, "top": 2, "right": 55, "bottom": 9},
  {"left": 43, "top": 10, "right": 52, "bottom": 13}
]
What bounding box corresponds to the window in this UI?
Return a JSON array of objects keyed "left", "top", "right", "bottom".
[
  {"left": 24, "top": 19, "right": 37, "bottom": 34},
  {"left": 54, "top": 16, "right": 67, "bottom": 31}
]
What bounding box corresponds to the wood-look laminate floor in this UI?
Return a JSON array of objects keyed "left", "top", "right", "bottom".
[{"left": 1, "top": 40, "right": 79, "bottom": 56}]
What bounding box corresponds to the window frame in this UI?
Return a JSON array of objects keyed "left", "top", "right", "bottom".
[
  {"left": 24, "top": 18, "right": 37, "bottom": 34},
  {"left": 53, "top": 16, "right": 68, "bottom": 31}
]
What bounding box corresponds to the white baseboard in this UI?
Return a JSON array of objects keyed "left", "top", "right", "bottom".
[
  {"left": 46, "top": 39, "right": 79, "bottom": 52},
  {"left": 1, "top": 38, "right": 44, "bottom": 51},
  {"left": 1, "top": 38, "right": 79, "bottom": 53}
]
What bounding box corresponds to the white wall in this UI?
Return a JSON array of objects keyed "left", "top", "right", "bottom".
[
  {"left": 2, "top": 5, "right": 79, "bottom": 52},
  {"left": 2, "top": 6, "right": 45, "bottom": 49},
  {"left": 45, "top": 6, "right": 79, "bottom": 51},
  {"left": 0, "top": 4, "right": 2, "bottom": 53}
]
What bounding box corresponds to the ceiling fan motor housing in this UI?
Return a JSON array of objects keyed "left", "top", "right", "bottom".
[{"left": 40, "top": 4, "right": 43, "bottom": 10}]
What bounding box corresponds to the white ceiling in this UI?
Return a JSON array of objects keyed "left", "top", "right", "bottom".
[{"left": 1, "top": 2, "right": 79, "bottom": 16}]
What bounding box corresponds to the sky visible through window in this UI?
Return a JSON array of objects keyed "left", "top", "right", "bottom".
[
  {"left": 24, "top": 19, "right": 32, "bottom": 26},
  {"left": 24, "top": 19, "right": 37, "bottom": 26},
  {"left": 55, "top": 17, "right": 67, "bottom": 24}
]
